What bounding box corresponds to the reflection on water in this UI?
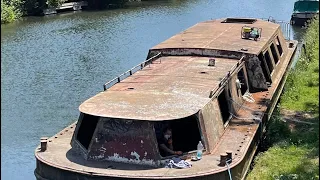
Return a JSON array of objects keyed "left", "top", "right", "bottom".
[{"left": 1, "top": 0, "right": 301, "bottom": 179}]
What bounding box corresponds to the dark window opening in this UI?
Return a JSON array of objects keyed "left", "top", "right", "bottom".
[
  {"left": 275, "top": 36, "right": 283, "bottom": 55},
  {"left": 237, "top": 67, "right": 248, "bottom": 95},
  {"left": 218, "top": 89, "right": 230, "bottom": 124},
  {"left": 270, "top": 43, "right": 279, "bottom": 64},
  {"left": 154, "top": 115, "right": 202, "bottom": 157},
  {"left": 258, "top": 53, "right": 272, "bottom": 83},
  {"left": 264, "top": 51, "right": 274, "bottom": 73},
  {"left": 221, "top": 18, "right": 257, "bottom": 24},
  {"left": 76, "top": 113, "right": 99, "bottom": 149}
]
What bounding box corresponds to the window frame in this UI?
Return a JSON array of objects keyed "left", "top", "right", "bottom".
[
  {"left": 155, "top": 116, "right": 205, "bottom": 159},
  {"left": 75, "top": 113, "right": 100, "bottom": 151},
  {"left": 217, "top": 88, "right": 232, "bottom": 128},
  {"left": 258, "top": 53, "right": 272, "bottom": 83},
  {"left": 275, "top": 36, "right": 283, "bottom": 57},
  {"left": 263, "top": 49, "right": 275, "bottom": 75},
  {"left": 270, "top": 42, "right": 280, "bottom": 65}
]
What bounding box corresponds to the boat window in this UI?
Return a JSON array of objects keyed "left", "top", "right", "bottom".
[
  {"left": 258, "top": 53, "right": 272, "bottom": 83},
  {"left": 154, "top": 115, "right": 202, "bottom": 158},
  {"left": 275, "top": 36, "right": 283, "bottom": 56},
  {"left": 237, "top": 67, "right": 248, "bottom": 96},
  {"left": 264, "top": 50, "right": 274, "bottom": 73},
  {"left": 217, "top": 89, "right": 230, "bottom": 124},
  {"left": 270, "top": 43, "right": 280, "bottom": 64},
  {"left": 76, "top": 113, "right": 100, "bottom": 149}
]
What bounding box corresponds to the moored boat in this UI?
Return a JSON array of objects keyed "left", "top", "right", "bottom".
[
  {"left": 34, "top": 18, "right": 298, "bottom": 180},
  {"left": 290, "top": 0, "right": 319, "bottom": 26}
]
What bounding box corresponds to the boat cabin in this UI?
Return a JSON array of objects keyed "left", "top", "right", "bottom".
[{"left": 70, "top": 18, "right": 294, "bottom": 167}]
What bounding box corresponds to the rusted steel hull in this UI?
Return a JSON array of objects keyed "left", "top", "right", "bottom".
[
  {"left": 34, "top": 46, "right": 296, "bottom": 180},
  {"left": 34, "top": 18, "right": 298, "bottom": 180}
]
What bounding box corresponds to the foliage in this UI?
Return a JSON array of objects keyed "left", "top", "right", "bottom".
[
  {"left": 247, "top": 17, "right": 319, "bottom": 180},
  {"left": 46, "top": 0, "right": 66, "bottom": 8},
  {"left": 281, "top": 16, "right": 319, "bottom": 113},
  {"left": 1, "top": 0, "right": 22, "bottom": 23}
]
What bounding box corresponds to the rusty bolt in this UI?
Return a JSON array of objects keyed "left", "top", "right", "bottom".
[
  {"left": 208, "top": 58, "right": 215, "bottom": 66},
  {"left": 226, "top": 150, "right": 232, "bottom": 162},
  {"left": 219, "top": 153, "right": 228, "bottom": 166}
]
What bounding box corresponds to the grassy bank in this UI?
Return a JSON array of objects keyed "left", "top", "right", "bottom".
[{"left": 247, "top": 17, "right": 319, "bottom": 180}]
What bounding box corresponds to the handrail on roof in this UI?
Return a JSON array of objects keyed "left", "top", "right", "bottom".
[
  {"left": 209, "top": 56, "right": 245, "bottom": 98},
  {"left": 103, "top": 52, "right": 162, "bottom": 91},
  {"left": 260, "top": 17, "right": 291, "bottom": 40}
]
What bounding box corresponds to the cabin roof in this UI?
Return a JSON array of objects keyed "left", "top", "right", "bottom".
[
  {"left": 79, "top": 56, "right": 239, "bottom": 120},
  {"left": 150, "top": 18, "right": 280, "bottom": 55}
]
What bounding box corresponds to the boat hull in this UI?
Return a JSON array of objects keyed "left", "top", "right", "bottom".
[
  {"left": 34, "top": 47, "right": 297, "bottom": 180},
  {"left": 290, "top": 13, "right": 318, "bottom": 26}
]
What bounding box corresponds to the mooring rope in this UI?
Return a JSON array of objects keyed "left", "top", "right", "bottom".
[{"left": 226, "top": 159, "right": 233, "bottom": 180}]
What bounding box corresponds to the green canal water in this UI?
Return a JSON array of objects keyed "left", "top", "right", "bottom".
[{"left": 1, "top": 0, "right": 305, "bottom": 179}]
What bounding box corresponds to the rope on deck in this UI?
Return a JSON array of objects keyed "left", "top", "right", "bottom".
[{"left": 226, "top": 159, "right": 232, "bottom": 180}]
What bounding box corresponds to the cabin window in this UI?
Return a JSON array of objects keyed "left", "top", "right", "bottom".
[
  {"left": 275, "top": 36, "right": 283, "bottom": 56},
  {"left": 76, "top": 113, "right": 99, "bottom": 149},
  {"left": 264, "top": 50, "right": 274, "bottom": 73},
  {"left": 154, "top": 115, "right": 202, "bottom": 158},
  {"left": 217, "top": 89, "right": 230, "bottom": 124},
  {"left": 258, "top": 53, "right": 272, "bottom": 83},
  {"left": 237, "top": 67, "right": 248, "bottom": 96},
  {"left": 270, "top": 43, "right": 280, "bottom": 64}
]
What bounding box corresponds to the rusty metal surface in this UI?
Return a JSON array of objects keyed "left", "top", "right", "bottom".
[
  {"left": 79, "top": 56, "right": 239, "bottom": 120},
  {"left": 35, "top": 40, "right": 297, "bottom": 180},
  {"left": 151, "top": 18, "right": 280, "bottom": 55},
  {"left": 87, "top": 119, "right": 161, "bottom": 166}
]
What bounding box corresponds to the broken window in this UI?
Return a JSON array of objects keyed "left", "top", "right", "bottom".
[
  {"left": 237, "top": 67, "right": 248, "bottom": 96},
  {"left": 258, "top": 53, "right": 272, "bottom": 83},
  {"left": 76, "top": 113, "right": 100, "bottom": 149},
  {"left": 264, "top": 50, "right": 274, "bottom": 73},
  {"left": 270, "top": 43, "right": 280, "bottom": 64},
  {"left": 217, "top": 89, "right": 231, "bottom": 124},
  {"left": 275, "top": 36, "right": 283, "bottom": 56},
  {"left": 154, "top": 115, "right": 202, "bottom": 158}
]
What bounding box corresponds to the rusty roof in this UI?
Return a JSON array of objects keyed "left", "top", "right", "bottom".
[
  {"left": 150, "top": 18, "right": 280, "bottom": 55},
  {"left": 79, "top": 56, "right": 239, "bottom": 120}
]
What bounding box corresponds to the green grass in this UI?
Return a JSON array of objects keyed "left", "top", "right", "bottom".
[
  {"left": 247, "top": 17, "right": 319, "bottom": 180},
  {"left": 281, "top": 17, "right": 319, "bottom": 113}
]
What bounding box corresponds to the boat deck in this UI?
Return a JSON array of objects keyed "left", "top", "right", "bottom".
[{"left": 151, "top": 19, "right": 280, "bottom": 55}]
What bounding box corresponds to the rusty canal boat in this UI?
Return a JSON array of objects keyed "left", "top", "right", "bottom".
[{"left": 35, "top": 18, "right": 298, "bottom": 180}]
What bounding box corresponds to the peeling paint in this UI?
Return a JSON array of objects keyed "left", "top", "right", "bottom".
[
  {"left": 106, "top": 153, "right": 158, "bottom": 166},
  {"left": 130, "top": 151, "right": 140, "bottom": 160}
]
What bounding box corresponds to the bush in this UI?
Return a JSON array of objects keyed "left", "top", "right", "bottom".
[{"left": 1, "top": 0, "right": 22, "bottom": 24}]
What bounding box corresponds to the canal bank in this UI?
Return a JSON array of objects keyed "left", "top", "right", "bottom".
[{"left": 247, "top": 17, "right": 319, "bottom": 180}]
